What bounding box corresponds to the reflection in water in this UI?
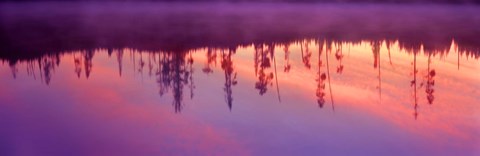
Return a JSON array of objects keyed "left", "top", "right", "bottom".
[
  {"left": 426, "top": 54, "right": 435, "bottom": 105},
  {"left": 316, "top": 41, "right": 327, "bottom": 108},
  {"left": 412, "top": 50, "right": 419, "bottom": 119},
  {"left": 283, "top": 45, "right": 291, "bottom": 73},
  {"left": 301, "top": 41, "right": 312, "bottom": 69},
  {"left": 221, "top": 48, "right": 237, "bottom": 110},
  {"left": 14, "top": 54, "right": 60, "bottom": 85},
  {"left": 0, "top": 3, "right": 479, "bottom": 155},
  {"left": 325, "top": 41, "right": 335, "bottom": 111},
  {"left": 335, "top": 43, "right": 344, "bottom": 74},
  {"left": 2, "top": 39, "right": 478, "bottom": 118},
  {"left": 155, "top": 52, "right": 193, "bottom": 113},
  {"left": 372, "top": 41, "right": 382, "bottom": 100},
  {"left": 254, "top": 44, "right": 274, "bottom": 95}
]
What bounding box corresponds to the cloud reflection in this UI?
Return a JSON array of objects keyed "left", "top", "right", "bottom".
[{"left": 2, "top": 39, "right": 478, "bottom": 119}]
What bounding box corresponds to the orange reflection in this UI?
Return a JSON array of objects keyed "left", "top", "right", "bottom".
[
  {"left": 1, "top": 38, "right": 479, "bottom": 154},
  {"left": 2, "top": 39, "right": 479, "bottom": 116}
]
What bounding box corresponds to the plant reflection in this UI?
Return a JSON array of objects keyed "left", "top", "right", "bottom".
[
  {"left": 425, "top": 54, "right": 435, "bottom": 105},
  {"left": 254, "top": 44, "right": 274, "bottom": 95},
  {"left": 371, "top": 41, "right": 382, "bottom": 100},
  {"left": 221, "top": 48, "right": 237, "bottom": 110},
  {"left": 283, "top": 45, "right": 291, "bottom": 73},
  {"left": 411, "top": 50, "right": 419, "bottom": 120},
  {"left": 1, "top": 39, "right": 477, "bottom": 117},
  {"left": 316, "top": 40, "right": 326, "bottom": 108},
  {"left": 324, "top": 40, "right": 335, "bottom": 111}
]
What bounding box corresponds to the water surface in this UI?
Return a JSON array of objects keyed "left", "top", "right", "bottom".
[{"left": 0, "top": 3, "right": 479, "bottom": 156}]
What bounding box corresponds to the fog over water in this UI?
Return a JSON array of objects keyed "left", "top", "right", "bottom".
[{"left": 1, "top": 3, "right": 479, "bottom": 55}]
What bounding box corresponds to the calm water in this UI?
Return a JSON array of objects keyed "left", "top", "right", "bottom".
[{"left": 1, "top": 2, "right": 479, "bottom": 156}]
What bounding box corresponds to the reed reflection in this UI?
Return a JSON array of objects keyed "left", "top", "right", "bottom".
[
  {"left": 1, "top": 39, "right": 478, "bottom": 118},
  {"left": 412, "top": 49, "right": 419, "bottom": 119},
  {"left": 324, "top": 40, "right": 335, "bottom": 111}
]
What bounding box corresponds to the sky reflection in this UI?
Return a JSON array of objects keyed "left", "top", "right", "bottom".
[
  {"left": 1, "top": 2, "right": 480, "bottom": 155},
  {"left": 1, "top": 39, "right": 479, "bottom": 155}
]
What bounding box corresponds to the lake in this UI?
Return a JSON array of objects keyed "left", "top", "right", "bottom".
[{"left": 0, "top": 2, "right": 479, "bottom": 156}]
